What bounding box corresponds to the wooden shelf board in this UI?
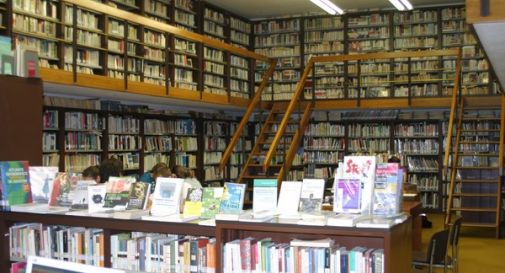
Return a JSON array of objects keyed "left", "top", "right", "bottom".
[
  {"left": 40, "top": 68, "right": 74, "bottom": 85},
  {"left": 76, "top": 73, "right": 125, "bottom": 91},
  {"left": 128, "top": 81, "right": 166, "bottom": 97}
]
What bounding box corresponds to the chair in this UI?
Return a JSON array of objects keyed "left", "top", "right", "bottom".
[
  {"left": 447, "top": 216, "right": 462, "bottom": 273},
  {"left": 412, "top": 229, "right": 450, "bottom": 273}
]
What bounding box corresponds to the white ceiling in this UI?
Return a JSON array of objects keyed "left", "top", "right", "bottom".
[{"left": 206, "top": 0, "right": 464, "bottom": 19}]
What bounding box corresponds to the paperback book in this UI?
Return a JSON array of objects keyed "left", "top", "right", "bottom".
[
  {"left": 0, "top": 161, "right": 31, "bottom": 208},
  {"left": 372, "top": 163, "right": 403, "bottom": 216},
  {"left": 150, "top": 177, "right": 184, "bottom": 217},
  {"left": 70, "top": 180, "right": 97, "bottom": 210},
  {"left": 340, "top": 156, "right": 376, "bottom": 214},
  {"left": 183, "top": 188, "right": 203, "bottom": 217},
  {"left": 276, "top": 181, "right": 302, "bottom": 217},
  {"left": 126, "top": 182, "right": 151, "bottom": 210},
  {"left": 298, "top": 179, "right": 325, "bottom": 214},
  {"left": 87, "top": 184, "right": 108, "bottom": 214},
  {"left": 103, "top": 177, "right": 135, "bottom": 211},
  {"left": 252, "top": 179, "right": 277, "bottom": 215},
  {"left": 217, "top": 182, "right": 246, "bottom": 220},
  {"left": 200, "top": 187, "right": 224, "bottom": 219},
  {"left": 333, "top": 178, "right": 362, "bottom": 213},
  {"left": 28, "top": 166, "right": 58, "bottom": 203},
  {"left": 48, "top": 173, "right": 80, "bottom": 207}
]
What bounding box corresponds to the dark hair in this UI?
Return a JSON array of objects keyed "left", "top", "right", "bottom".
[
  {"left": 82, "top": 165, "right": 100, "bottom": 182},
  {"left": 173, "top": 165, "right": 191, "bottom": 178},
  {"left": 388, "top": 156, "right": 401, "bottom": 164},
  {"left": 153, "top": 166, "right": 171, "bottom": 181},
  {"left": 99, "top": 158, "right": 123, "bottom": 183},
  {"left": 151, "top": 162, "right": 168, "bottom": 173}
]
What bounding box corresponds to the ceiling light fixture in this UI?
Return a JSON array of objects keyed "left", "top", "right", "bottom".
[
  {"left": 310, "top": 0, "right": 345, "bottom": 15},
  {"left": 389, "top": 0, "right": 413, "bottom": 11}
]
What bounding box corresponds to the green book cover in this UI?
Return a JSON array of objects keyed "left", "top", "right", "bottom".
[
  {"left": 200, "top": 187, "right": 223, "bottom": 219},
  {"left": 0, "top": 161, "right": 31, "bottom": 206},
  {"left": 253, "top": 179, "right": 278, "bottom": 214}
]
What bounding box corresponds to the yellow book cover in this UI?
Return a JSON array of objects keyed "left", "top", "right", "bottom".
[{"left": 183, "top": 188, "right": 203, "bottom": 217}]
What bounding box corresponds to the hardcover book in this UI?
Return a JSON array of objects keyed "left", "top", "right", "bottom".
[
  {"left": 0, "top": 161, "right": 31, "bottom": 207},
  {"left": 183, "top": 188, "right": 203, "bottom": 217},
  {"left": 333, "top": 178, "right": 362, "bottom": 213},
  {"left": 200, "top": 187, "right": 224, "bottom": 219},
  {"left": 341, "top": 156, "right": 376, "bottom": 214},
  {"left": 28, "top": 166, "right": 59, "bottom": 204},
  {"left": 372, "top": 163, "right": 403, "bottom": 216},
  {"left": 218, "top": 182, "right": 246, "bottom": 215},
  {"left": 126, "top": 182, "right": 151, "bottom": 210},
  {"left": 150, "top": 177, "right": 184, "bottom": 217},
  {"left": 298, "top": 179, "right": 325, "bottom": 214},
  {"left": 276, "top": 181, "right": 302, "bottom": 217},
  {"left": 252, "top": 179, "right": 277, "bottom": 214},
  {"left": 103, "top": 177, "right": 135, "bottom": 211}
]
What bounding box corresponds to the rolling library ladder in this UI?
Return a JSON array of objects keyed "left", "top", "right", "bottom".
[{"left": 444, "top": 94, "right": 505, "bottom": 238}]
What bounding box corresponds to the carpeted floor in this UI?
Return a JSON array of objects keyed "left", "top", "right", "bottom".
[{"left": 419, "top": 214, "right": 505, "bottom": 273}]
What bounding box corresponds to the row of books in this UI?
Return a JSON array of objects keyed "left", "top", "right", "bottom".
[{"left": 223, "top": 237, "right": 384, "bottom": 273}]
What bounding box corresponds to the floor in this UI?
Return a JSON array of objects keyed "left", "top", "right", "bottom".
[{"left": 419, "top": 214, "right": 505, "bottom": 273}]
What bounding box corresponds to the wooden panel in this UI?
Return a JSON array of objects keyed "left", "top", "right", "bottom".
[
  {"left": 201, "top": 92, "right": 229, "bottom": 105},
  {"left": 0, "top": 76, "right": 42, "bottom": 165},
  {"left": 127, "top": 81, "right": 167, "bottom": 97},
  {"left": 169, "top": 87, "right": 201, "bottom": 101},
  {"left": 467, "top": 0, "right": 505, "bottom": 23},
  {"left": 76, "top": 74, "right": 125, "bottom": 91},
  {"left": 40, "top": 68, "right": 74, "bottom": 85}
]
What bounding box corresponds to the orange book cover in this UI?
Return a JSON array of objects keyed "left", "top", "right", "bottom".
[
  {"left": 99, "top": 233, "right": 105, "bottom": 267},
  {"left": 206, "top": 241, "right": 216, "bottom": 273}
]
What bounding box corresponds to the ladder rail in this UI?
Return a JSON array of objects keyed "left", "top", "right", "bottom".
[
  {"left": 445, "top": 99, "right": 465, "bottom": 227},
  {"left": 219, "top": 59, "right": 277, "bottom": 172},
  {"left": 497, "top": 96, "right": 505, "bottom": 237}
]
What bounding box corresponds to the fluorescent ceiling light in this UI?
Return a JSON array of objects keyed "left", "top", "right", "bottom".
[
  {"left": 389, "top": 0, "right": 413, "bottom": 10},
  {"left": 310, "top": 0, "right": 345, "bottom": 15}
]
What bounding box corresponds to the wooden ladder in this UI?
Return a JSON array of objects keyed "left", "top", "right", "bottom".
[{"left": 445, "top": 97, "right": 505, "bottom": 238}]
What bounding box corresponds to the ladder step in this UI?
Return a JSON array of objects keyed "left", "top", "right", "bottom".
[
  {"left": 452, "top": 193, "right": 499, "bottom": 197},
  {"left": 461, "top": 117, "right": 500, "bottom": 121},
  {"left": 247, "top": 164, "right": 283, "bottom": 168},
  {"left": 461, "top": 222, "right": 498, "bottom": 228},
  {"left": 450, "top": 207, "right": 497, "bottom": 212},
  {"left": 460, "top": 129, "right": 500, "bottom": 133},
  {"left": 265, "top": 132, "right": 296, "bottom": 135}
]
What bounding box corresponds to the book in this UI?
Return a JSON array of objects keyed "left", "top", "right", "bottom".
[
  {"left": 333, "top": 178, "right": 362, "bottom": 213},
  {"left": 23, "top": 49, "right": 39, "bottom": 77},
  {"left": 10, "top": 261, "right": 26, "bottom": 273},
  {"left": 28, "top": 166, "right": 59, "bottom": 204},
  {"left": 356, "top": 214, "right": 408, "bottom": 228},
  {"left": 103, "top": 177, "right": 135, "bottom": 211},
  {"left": 70, "top": 180, "right": 97, "bottom": 210},
  {"left": 0, "top": 161, "right": 31, "bottom": 208},
  {"left": 218, "top": 182, "right": 246, "bottom": 215},
  {"left": 87, "top": 184, "right": 108, "bottom": 213},
  {"left": 150, "top": 177, "right": 184, "bottom": 217},
  {"left": 326, "top": 213, "right": 369, "bottom": 227},
  {"left": 372, "top": 163, "right": 403, "bottom": 216},
  {"left": 290, "top": 238, "right": 334, "bottom": 248},
  {"left": 113, "top": 209, "right": 149, "bottom": 219},
  {"left": 252, "top": 179, "right": 277, "bottom": 215},
  {"left": 298, "top": 179, "right": 325, "bottom": 214},
  {"left": 48, "top": 172, "right": 80, "bottom": 207},
  {"left": 276, "top": 181, "right": 302, "bottom": 217},
  {"left": 238, "top": 210, "right": 275, "bottom": 223},
  {"left": 0, "top": 35, "right": 13, "bottom": 75},
  {"left": 340, "top": 156, "right": 376, "bottom": 214},
  {"left": 183, "top": 188, "right": 203, "bottom": 218},
  {"left": 200, "top": 187, "right": 224, "bottom": 219},
  {"left": 126, "top": 182, "right": 151, "bottom": 210},
  {"left": 141, "top": 214, "right": 199, "bottom": 223}
]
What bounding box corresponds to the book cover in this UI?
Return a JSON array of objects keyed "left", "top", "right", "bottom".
[
  {"left": 0, "top": 161, "right": 31, "bottom": 207},
  {"left": 28, "top": 166, "right": 59, "bottom": 204},
  {"left": 48, "top": 172, "right": 81, "bottom": 207},
  {"left": 253, "top": 179, "right": 277, "bottom": 214},
  {"left": 0, "top": 35, "right": 13, "bottom": 75},
  {"left": 276, "top": 181, "right": 302, "bottom": 216},
  {"left": 201, "top": 187, "right": 224, "bottom": 219},
  {"left": 183, "top": 188, "right": 203, "bottom": 217},
  {"left": 126, "top": 182, "right": 151, "bottom": 210},
  {"left": 23, "top": 50, "right": 39, "bottom": 78},
  {"left": 103, "top": 177, "right": 135, "bottom": 210},
  {"left": 298, "top": 179, "right": 325, "bottom": 214},
  {"left": 219, "top": 182, "right": 246, "bottom": 215},
  {"left": 150, "top": 177, "right": 184, "bottom": 217},
  {"left": 87, "top": 184, "right": 107, "bottom": 214},
  {"left": 373, "top": 163, "right": 402, "bottom": 216},
  {"left": 333, "top": 178, "right": 362, "bottom": 213},
  {"left": 341, "top": 156, "right": 376, "bottom": 214},
  {"left": 70, "top": 180, "right": 97, "bottom": 210}
]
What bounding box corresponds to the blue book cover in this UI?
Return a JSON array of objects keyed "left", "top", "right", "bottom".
[
  {"left": 219, "top": 182, "right": 246, "bottom": 215},
  {"left": 0, "top": 161, "right": 31, "bottom": 207}
]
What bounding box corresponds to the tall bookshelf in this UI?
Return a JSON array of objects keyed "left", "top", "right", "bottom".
[
  {"left": 202, "top": 119, "right": 228, "bottom": 184},
  {"left": 106, "top": 114, "right": 142, "bottom": 172},
  {"left": 143, "top": 117, "right": 172, "bottom": 172},
  {"left": 229, "top": 121, "right": 252, "bottom": 181},
  {"left": 0, "top": 0, "right": 6, "bottom": 34},
  {"left": 173, "top": 118, "right": 198, "bottom": 175},
  {"left": 42, "top": 109, "right": 60, "bottom": 167}
]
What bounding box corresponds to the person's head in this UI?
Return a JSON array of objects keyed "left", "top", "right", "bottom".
[
  {"left": 388, "top": 156, "right": 401, "bottom": 164},
  {"left": 82, "top": 165, "right": 100, "bottom": 183},
  {"left": 173, "top": 165, "right": 191, "bottom": 179},
  {"left": 153, "top": 166, "right": 172, "bottom": 182},
  {"left": 99, "top": 158, "right": 123, "bottom": 183},
  {"left": 151, "top": 162, "right": 168, "bottom": 174}
]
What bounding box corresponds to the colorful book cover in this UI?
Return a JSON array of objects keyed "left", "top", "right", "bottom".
[
  {"left": 298, "top": 179, "right": 325, "bottom": 214},
  {"left": 183, "top": 188, "right": 203, "bottom": 217},
  {"left": 103, "top": 177, "right": 135, "bottom": 210},
  {"left": 333, "top": 178, "right": 362, "bottom": 213},
  {"left": 151, "top": 177, "right": 184, "bottom": 217},
  {"left": 127, "top": 182, "right": 151, "bottom": 210},
  {"left": 200, "top": 187, "right": 224, "bottom": 219},
  {"left": 70, "top": 180, "right": 97, "bottom": 210},
  {"left": 0, "top": 161, "right": 31, "bottom": 207},
  {"left": 253, "top": 179, "right": 278, "bottom": 214},
  {"left": 373, "top": 163, "right": 402, "bottom": 216},
  {"left": 341, "top": 156, "right": 376, "bottom": 214},
  {"left": 219, "top": 182, "right": 246, "bottom": 215},
  {"left": 48, "top": 172, "right": 81, "bottom": 207},
  {"left": 28, "top": 166, "right": 59, "bottom": 204}
]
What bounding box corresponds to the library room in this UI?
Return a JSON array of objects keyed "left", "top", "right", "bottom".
[{"left": 0, "top": 0, "right": 504, "bottom": 272}]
